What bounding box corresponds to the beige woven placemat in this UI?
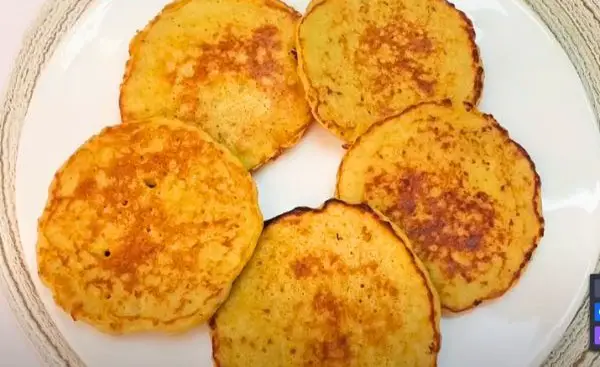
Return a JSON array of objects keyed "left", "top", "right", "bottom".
[{"left": 0, "top": 0, "right": 598, "bottom": 366}]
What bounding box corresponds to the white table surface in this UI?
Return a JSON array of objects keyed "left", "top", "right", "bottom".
[{"left": 1, "top": 0, "right": 45, "bottom": 366}]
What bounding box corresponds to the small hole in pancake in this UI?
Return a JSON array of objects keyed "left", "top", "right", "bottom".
[
  {"left": 144, "top": 178, "right": 157, "bottom": 188},
  {"left": 289, "top": 49, "right": 297, "bottom": 60},
  {"left": 122, "top": 200, "right": 128, "bottom": 206},
  {"left": 360, "top": 284, "right": 365, "bottom": 288},
  {"left": 146, "top": 227, "right": 151, "bottom": 233},
  {"left": 104, "top": 250, "right": 111, "bottom": 257},
  {"left": 106, "top": 294, "right": 111, "bottom": 299}
]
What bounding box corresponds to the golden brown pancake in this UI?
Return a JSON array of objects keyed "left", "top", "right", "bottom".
[
  {"left": 297, "top": 0, "right": 483, "bottom": 142},
  {"left": 336, "top": 101, "right": 544, "bottom": 312},
  {"left": 211, "top": 199, "right": 440, "bottom": 366},
  {"left": 120, "top": 0, "right": 312, "bottom": 170},
  {"left": 37, "top": 117, "right": 263, "bottom": 334}
]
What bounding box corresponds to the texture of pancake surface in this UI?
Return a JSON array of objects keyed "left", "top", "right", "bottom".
[
  {"left": 37, "top": 118, "right": 263, "bottom": 334},
  {"left": 297, "top": 0, "right": 483, "bottom": 142},
  {"left": 120, "top": 0, "right": 311, "bottom": 170},
  {"left": 336, "top": 101, "right": 544, "bottom": 312},
  {"left": 210, "top": 199, "right": 440, "bottom": 367}
]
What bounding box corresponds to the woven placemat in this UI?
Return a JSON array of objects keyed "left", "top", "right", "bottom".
[{"left": 0, "top": 0, "right": 598, "bottom": 365}]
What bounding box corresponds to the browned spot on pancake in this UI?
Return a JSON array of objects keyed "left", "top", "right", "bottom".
[
  {"left": 373, "top": 275, "right": 399, "bottom": 297},
  {"left": 167, "top": 25, "right": 286, "bottom": 120},
  {"left": 356, "top": 18, "right": 437, "bottom": 110},
  {"left": 60, "top": 124, "right": 241, "bottom": 294},
  {"left": 313, "top": 289, "right": 343, "bottom": 322},
  {"left": 70, "top": 126, "right": 204, "bottom": 278},
  {"left": 291, "top": 254, "right": 324, "bottom": 279},
  {"left": 306, "top": 290, "right": 350, "bottom": 363},
  {"left": 300, "top": 285, "right": 403, "bottom": 363},
  {"left": 290, "top": 252, "right": 387, "bottom": 281},
  {"left": 309, "top": 335, "right": 351, "bottom": 364},
  {"left": 290, "top": 252, "right": 342, "bottom": 279},
  {"left": 288, "top": 246, "right": 403, "bottom": 344},
  {"left": 365, "top": 166, "right": 503, "bottom": 281},
  {"left": 290, "top": 251, "right": 402, "bottom": 352},
  {"left": 289, "top": 48, "right": 297, "bottom": 60}
]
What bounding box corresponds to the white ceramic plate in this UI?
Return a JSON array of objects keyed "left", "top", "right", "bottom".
[{"left": 9, "top": 0, "right": 600, "bottom": 366}]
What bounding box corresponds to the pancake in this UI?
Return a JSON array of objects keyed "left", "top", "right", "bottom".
[
  {"left": 336, "top": 100, "right": 544, "bottom": 312},
  {"left": 297, "top": 0, "right": 483, "bottom": 143},
  {"left": 37, "top": 117, "right": 263, "bottom": 334},
  {"left": 119, "top": 0, "right": 312, "bottom": 171},
  {"left": 210, "top": 199, "right": 440, "bottom": 366}
]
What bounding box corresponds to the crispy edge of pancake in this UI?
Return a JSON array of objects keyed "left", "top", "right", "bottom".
[
  {"left": 247, "top": 122, "right": 311, "bottom": 171},
  {"left": 37, "top": 117, "right": 264, "bottom": 333},
  {"left": 119, "top": 0, "right": 311, "bottom": 172},
  {"left": 335, "top": 100, "right": 545, "bottom": 313},
  {"left": 209, "top": 198, "right": 442, "bottom": 365},
  {"left": 296, "top": 0, "right": 485, "bottom": 143}
]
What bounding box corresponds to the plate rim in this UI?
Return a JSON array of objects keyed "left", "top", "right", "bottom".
[{"left": 1, "top": 0, "right": 599, "bottom": 366}]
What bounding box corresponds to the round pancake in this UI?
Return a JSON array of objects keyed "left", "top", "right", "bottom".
[
  {"left": 336, "top": 100, "right": 544, "bottom": 312},
  {"left": 119, "top": 0, "right": 312, "bottom": 171},
  {"left": 297, "top": 0, "right": 483, "bottom": 143},
  {"left": 210, "top": 199, "right": 440, "bottom": 366},
  {"left": 37, "top": 117, "right": 263, "bottom": 334}
]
